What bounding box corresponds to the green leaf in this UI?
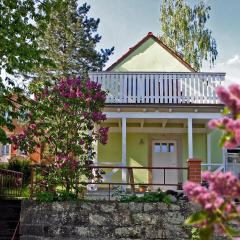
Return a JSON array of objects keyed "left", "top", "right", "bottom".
[
  {"left": 225, "top": 226, "right": 240, "bottom": 237},
  {"left": 185, "top": 211, "right": 208, "bottom": 225},
  {"left": 223, "top": 107, "right": 231, "bottom": 116},
  {"left": 199, "top": 227, "right": 213, "bottom": 240}
]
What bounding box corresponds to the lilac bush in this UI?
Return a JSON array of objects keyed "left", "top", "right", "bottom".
[
  {"left": 184, "top": 172, "right": 240, "bottom": 239},
  {"left": 184, "top": 84, "right": 240, "bottom": 239},
  {"left": 10, "top": 77, "right": 108, "bottom": 199},
  {"left": 208, "top": 84, "right": 240, "bottom": 148}
]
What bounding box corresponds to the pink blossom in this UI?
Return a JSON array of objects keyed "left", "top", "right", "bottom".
[
  {"left": 29, "top": 123, "right": 37, "bottom": 130},
  {"left": 237, "top": 205, "right": 240, "bottom": 213},
  {"left": 216, "top": 86, "right": 231, "bottom": 106},
  {"left": 64, "top": 103, "right": 70, "bottom": 109},
  {"left": 79, "top": 139, "right": 84, "bottom": 145},
  {"left": 98, "top": 127, "right": 109, "bottom": 144},
  {"left": 185, "top": 171, "right": 240, "bottom": 213},
  {"left": 224, "top": 139, "right": 238, "bottom": 149},
  {"left": 208, "top": 119, "right": 221, "bottom": 129},
  {"left": 229, "top": 84, "right": 240, "bottom": 98}
]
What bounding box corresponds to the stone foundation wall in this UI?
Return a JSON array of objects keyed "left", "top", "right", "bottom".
[{"left": 20, "top": 200, "right": 194, "bottom": 240}]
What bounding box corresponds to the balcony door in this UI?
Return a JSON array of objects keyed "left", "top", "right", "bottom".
[{"left": 152, "top": 140, "right": 178, "bottom": 190}]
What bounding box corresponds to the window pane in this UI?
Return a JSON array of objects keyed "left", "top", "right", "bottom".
[
  {"left": 2, "top": 145, "right": 9, "bottom": 155},
  {"left": 1, "top": 145, "right": 4, "bottom": 155},
  {"left": 154, "top": 143, "right": 161, "bottom": 153},
  {"left": 161, "top": 143, "right": 168, "bottom": 153},
  {"left": 169, "top": 143, "right": 175, "bottom": 153},
  {"left": 6, "top": 145, "right": 9, "bottom": 154}
]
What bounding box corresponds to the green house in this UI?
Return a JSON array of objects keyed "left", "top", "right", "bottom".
[{"left": 88, "top": 32, "right": 235, "bottom": 190}]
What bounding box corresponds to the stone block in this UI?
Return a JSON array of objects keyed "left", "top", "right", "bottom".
[
  {"left": 112, "top": 212, "right": 132, "bottom": 226},
  {"left": 89, "top": 213, "right": 108, "bottom": 226},
  {"left": 165, "top": 211, "right": 185, "bottom": 224},
  {"left": 168, "top": 204, "right": 181, "bottom": 211},
  {"left": 143, "top": 203, "right": 158, "bottom": 212},
  {"left": 157, "top": 202, "right": 169, "bottom": 211},
  {"left": 128, "top": 202, "right": 143, "bottom": 212},
  {"left": 115, "top": 226, "right": 142, "bottom": 238},
  {"left": 132, "top": 213, "right": 158, "bottom": 225},
  {"left": 20, "top": 224, "right": 44, "bottom": 236},
  {"left": 99, "top": 202, "right": 116, "bottom": 213}
]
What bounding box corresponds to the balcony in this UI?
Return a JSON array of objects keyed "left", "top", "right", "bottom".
[{"left": 89, "top": 72, "right": 225, "bottom": 105}]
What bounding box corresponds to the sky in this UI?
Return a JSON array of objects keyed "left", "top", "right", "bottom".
[{"left": 79, "top": 0, "right": 240, "bottom": 85}]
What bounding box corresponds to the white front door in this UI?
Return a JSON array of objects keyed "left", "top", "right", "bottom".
[{"left": 152, "top": 140, "right": 178, "bottom": 190}]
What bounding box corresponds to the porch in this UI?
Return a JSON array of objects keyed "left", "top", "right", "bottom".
[
  {"left": 90, "top": 71, "right": 226, "bottom": 189},
  {"left": 96, "top": 108, "right": 225, "bottom": 189}
]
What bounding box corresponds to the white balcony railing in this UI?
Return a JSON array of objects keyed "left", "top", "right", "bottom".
[{"left": 89, "top": 72, "right": 225, "bottom": 104}]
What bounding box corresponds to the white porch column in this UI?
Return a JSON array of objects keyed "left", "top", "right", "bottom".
[
  {"left": 122, "top": 117, "right": 127, "bottom": 186},
  {"left": 207, "top": 133, "right": 211, "bottom": 171},
  {"left": 188, "top": 118, "right": 193, "bottom": 159}
]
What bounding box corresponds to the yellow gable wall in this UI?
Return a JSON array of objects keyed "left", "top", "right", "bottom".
[{"left": 111, "top": 38, "right": 191, "bottom": 72}]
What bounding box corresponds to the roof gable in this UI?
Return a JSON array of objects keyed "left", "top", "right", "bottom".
[{"left": 107, "top": 32, "right": 196, "bottom": 72}]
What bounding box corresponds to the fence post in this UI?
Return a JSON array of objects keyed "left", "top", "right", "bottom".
[
  {"left": 188, "top": 158, "right": 202, "bottom": 183},
  {"left": 30, "top": 165, "right": 35, "bottom": 200},
  {"left": 128, "top": 167, "right": 135, "bottom": 194}
]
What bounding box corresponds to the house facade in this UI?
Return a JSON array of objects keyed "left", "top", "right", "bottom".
[
  {"left": 0, "top": 120, "right": 40, "bottom": 163},
  {"left": 89, "top": 32, "right": 229, "bottom": 188}
]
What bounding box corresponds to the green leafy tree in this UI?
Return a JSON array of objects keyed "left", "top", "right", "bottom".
[
  {"left": 0, "top": 0, "right": 53, "bottom": 143},
  {"left": 160, "top": 0, "right": 218, "bottom": 71},
  {"left": 29, "top": 0, "right": 114, "bottom": 89}
]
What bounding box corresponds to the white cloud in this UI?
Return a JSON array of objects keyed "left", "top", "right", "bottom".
[
  {"left": 203, "top": 54, "right": 240, "bottom": 86},
  {"left": 227, "top": 54, "right": 240, "bottom": 65}
]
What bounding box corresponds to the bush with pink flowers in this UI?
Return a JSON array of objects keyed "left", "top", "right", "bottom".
[
  {"left": 184, "top": 171, "right": 240, "bottom": 239},
  {"left": 208, "top": 84, "right": 240, "bottom": 148},
  {"left": 184, "top": 84, "right": 240, "bottom": 239},
  {"left": 10, "top": 77, "right": 108, "bottom": 200}
]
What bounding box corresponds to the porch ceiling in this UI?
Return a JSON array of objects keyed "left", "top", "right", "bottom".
[{"left": 103, "top": 118, "right": 208, "bottom": 130}]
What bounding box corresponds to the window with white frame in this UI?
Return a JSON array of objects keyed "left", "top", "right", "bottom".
[{"left": 1, "top": 144, "right": 10, "bottom": 156}]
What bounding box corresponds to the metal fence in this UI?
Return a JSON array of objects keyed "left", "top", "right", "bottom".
[
  {"left": 0, "top": 168, "right": 23, "bottom": 198},
  {"left": 30, "top": 165, "right": 188, "bottom": 200}
]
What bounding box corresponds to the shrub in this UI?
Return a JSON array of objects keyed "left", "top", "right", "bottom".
[
  {"left": 184, "top": 84, "right": 240, "bottom": 239},
  {"left": 35, "top": 191, "right": 55, "bottom": 203},
  {"left": 11, "top": 78, "right": 108, "bottom": 199},
  {"left": 8, "top": 157, "right": 31, "bottom": 186},
  {"left": 120, "top": 191, "right": 171, "bottom": 204}
]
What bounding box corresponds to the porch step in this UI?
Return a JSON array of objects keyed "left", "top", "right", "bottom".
[{"left": 0, "top": 199, "right": 21, "bottom": 240}]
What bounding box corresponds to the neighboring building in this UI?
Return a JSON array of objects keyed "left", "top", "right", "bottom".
[
  {"left": 89, "top": 32, "right": 236, "bottom": 188},
  {"left": 0, "top": 120, "right": 40, "bottom": 163}
]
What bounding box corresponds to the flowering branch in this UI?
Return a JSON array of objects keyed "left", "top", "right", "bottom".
[{"left": 184, "top": 84, "right": 240, "bottom": 239}]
